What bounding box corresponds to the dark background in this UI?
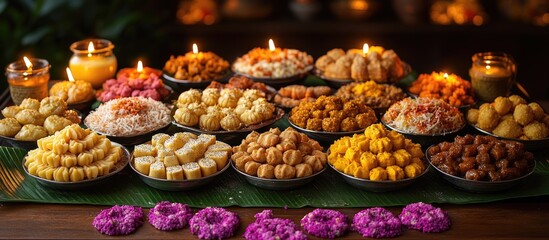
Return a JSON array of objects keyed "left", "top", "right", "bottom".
[{"left": 1, "top": 0, "right": 548, "bottom": 100}]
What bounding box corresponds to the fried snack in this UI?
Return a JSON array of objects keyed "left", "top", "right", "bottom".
[
  {"left": 408, "top": 72, "right": 474, "bottom": 107},
  {"left": 163, "top": 52, "right": 229, "bottom": 82},
  {"left": 19, "top": 98, "right": 40, "bottom": 110},
  {"left": 328, "top": 123, "right": 425, "bottom": 181},
  {"left": 207, "top": 75, "right": 269, "bottom": 97},
  {"left": 289, "top": 96, "right": 377, "bottom": 132},
  {"left": 0, "top": 118, "right": 21, "bottom": 137},
  {"left": 232, "top": 128, "right": 326, "bottom": 179},
  {"left": 467, "top": 95, "right": 549, "bottom": 140},
  {"left": 317, "top": 47, "right": 407, "bottom": 83},
  {"left": 274, "top": 85, "right": 332, "bottom": 108},
  {"left": 335, "top": 81, "right": 406, "bottom": 110}
]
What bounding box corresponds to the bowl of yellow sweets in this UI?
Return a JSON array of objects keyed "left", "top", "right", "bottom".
[
  {"left": 129, "top": 132, "right": 232, "bottom": 191},
  {"left": 22, "top": 124, "right": 130, "bottom": 190},
  {"left": 327, "top": 123, "right": 429, "bottom": 192}
]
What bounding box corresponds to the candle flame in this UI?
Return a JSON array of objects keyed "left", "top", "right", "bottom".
[
  {"left": 486, "top": 65, "right": 491, "bottom": 70},
  {"left": 443, "top": 73, "right": 448, "bottom": 79},
  {"left": 66, "top": 67, "right": 75, "bottom": 82},
  {"left": 269, "top": 39, "right": 275, "bottom": 51},
  {"left": 363, "top": 43, "right": 369, "bottom": 55},
  {"left": 192, "top": 43, "right": 198, "bottom": 54},
  {"left": 137, "top": 60, "right": 143, "bottom": 72},
  {"left": 88, "top": 42, "right": 95, "bottom": 57},
  {"left": 23, "top": 56, "right": 33, "bottom": 69}
]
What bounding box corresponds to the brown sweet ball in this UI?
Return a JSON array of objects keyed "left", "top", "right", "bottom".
[
  {"left": 528, "top": 102, "right": 546, "bottom": 121},
  {"left": 493, "top": 96, "right": 513, "bottom": 115},
  {"left": 234, "top": 155, "right": 253, "bottom": 170},
  {"left": 269, "top": 127, "right": 282, "bottom": 135},
  {"left": 251, "top": 147, "right": 267, "bottom": 163},
  {"left": 297, "top": 142, "right": 314, "bottom": 156},
  {"left": 266, "top": 147, "right": 283, "bottom": 165},
  {"left": 312, "top": 150, "right": 328, "bottom": 165},
  {"left": 492, "top": 118, "right": 523, "bottom": 139},
  {"left": 466, "top": 108, "right": 479, "bottom": 124},
  {"left": 309, "top": 140, "right": 323, "bottom": 151},
  {"left": 544, "top": 115, "right": 549, "bottom": 127},
  {"left": 508, "top": 95, "right": 527, "bottom": 107},
  {"left": 282, "top": 149, "right": 302, "bottom": 166},
  {"left": 276, "top": 140, "right": 296, "bottom": 152},
  {"left": 244, "top": 161, "right": 261, "bottom": 176},
  {"left": 231, "top": 151, "right": 247, "bottom": 162},
  {"left": 341, "top": 117, "right": 359, "bottom": 132},
  {"left": 280, "top": 128, "right": 301, "bottom": 143},
  {"left": 245, "top": 131, "right": 260, "bottom": 143},
  {"left": 523, "top": 121, "right": 549, "bottom": 140},
  {"left": 298, "top": 133, "right": 310, "bottom": 143},
  {"left": 303, "top": 155, "right": 324, "bottom": 172},
  {"left": 514, "top": 104, "right": 534, "bottom": 126},
  {"left": 355, "top": 112, "right": 377, "bottom": 129},
  {"left": 295, "top": 163, "right": 313, "bottom": 178},
  {"left": 306, "top": 118, "right": 323, "bottom": 131},
  {"left": 501, "top": 114, "right": 514, "bottom": 121},
  {"left": 257, "top": 132, "right": 280, "bottom": 148},
  {"left": 274, "top": 164, "right": 296, "bottom": 179},
  {"left": 477, "top": 103, "right": 500, "bottom": 131},
  {"left": 246, "top": 142, "right": 261, "bottom": 154},
  {"left": 322, "top": 117, "right": 340, "bottom": 132},
  {"left": 257, "top": 164, "right": 275, "bottom": 179}
]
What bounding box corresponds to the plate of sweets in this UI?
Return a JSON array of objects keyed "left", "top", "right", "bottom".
[
  {"left": 328, "top": 124, "right": 429, "bottom": 192},
  {"left": 407, "top": 72, "right": 475, "bottom": 111},
  {"left": 231, "top": 127, "right": 328, "bottom": 190},
  {"left": 49, "top": 68, "right": 96, "bottom": 112},
  {"left": 381, "top": 97, "right": 466, "bottom": 148},
  {"left": 129, "top": 132, "right": 232, "bottom": 191},
  {"left": 96, "top": 62, "right": 172, "bottom": 103},
  {"left": 335, "top": 81, "right": 407, "bottom": 116},
  {"left": 206, "top": 75, "right": 277, "bottom": 101},
  {"left": 172, "top": 88, "right": 284, "bottom": 144},
  {"left": 232, "top": 39, "right": 313, "bottom": 87},
  {"left": 427, "top": 134, "right": 535, "bottom": 192},
  {"left": 0, "top": 96, "right": 81, "bottom": 150},
  {"left": 162, "top": 44, "right": 230, "bottom": 89},
  {"left": 314, "top": 45, "right": 412, "bottom": 87},
  {"left": 273, "top": 85, "right": 332, "bottom": 110},
  {"left": 287, "top": 95, "right": 378, "bottom": 143},
  {"left": 22, "top": 124, "right": 130, "bottom": 190},
  {"left": 84, "top": 97, "right": 172, "bottom": 146},
  {"left": 466, "top": 95, "right": 549, "bottom": 150}
]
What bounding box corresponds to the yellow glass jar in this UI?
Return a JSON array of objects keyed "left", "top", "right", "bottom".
[
  {"left": 69, "top": 39, "right": 117, "bottom": 88},
  {"left": 6, "top": 58, "right": 50, "bottom": 105},
  {"left": 469, "top": 52, "right": 516, "bottom": 102}
]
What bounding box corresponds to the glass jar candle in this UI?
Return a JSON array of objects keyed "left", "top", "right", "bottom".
[
  {"left": 69, "top": 39, "right": 117, "bottom": 88},
  {"left": 469, "top": 52, "right": 516, "bottom": 102},
  {"left": 6, "top": 58, "right": 50, "bottom": 105}
]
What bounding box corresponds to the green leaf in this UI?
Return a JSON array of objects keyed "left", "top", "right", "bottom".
[
  {"left": 0, "top": 0, "right": 8, "bottom": 15},
  {"left": 97, "top": 13, "right": 140, "bottom": 39},
  {"left": 39, "top": 0, "right": 67, "bottom": 17},
  {"left": 21, "top": 26, "right": 50, "bottom": 45}
]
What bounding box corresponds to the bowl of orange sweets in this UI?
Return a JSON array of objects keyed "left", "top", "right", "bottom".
[{"left": 327, "top": 123, "right": 429, "bottom": 192}]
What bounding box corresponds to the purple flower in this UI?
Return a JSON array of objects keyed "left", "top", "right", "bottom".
[
  {"left": 244, "top": 210, "right": 307, "bottom": 240},
  {"left": 148, "top": 201, "right": 193, "bottom": 231},
  {"left": 353, "top": 207, "right": 402, "bottom": 238},
  {"left": 92, "top": 205, "right": 144, "bottom": 236},
  {"left": 301, "top": 209, "right": 349, "bottom": 238},
  {"left": 189, "top": 207, "right": 239, "bottom": 239},
  {"left": 399, "top": 202, "right": 451, "bottom": 233}
]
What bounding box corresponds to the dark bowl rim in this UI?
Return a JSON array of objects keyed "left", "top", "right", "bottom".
[
  {"left": 287, "top": 116, "right": 365, "bottom": 136},
  {"left": 231, "top": 65, "right": 313, "bottom": 81},
  {"left": 162, "top": 70, "right": 231, "bottom": 84},
  {"left": 22, "top": 142, "right": 130, "bottom": 186},
  {"left": 425, "top": 145, "right": 536, "bottom": 184},
  {"left": 230, "top": 160, "right": 327, "bottom": 183},
  {"left": 380, "top": 118, "right": 466, "bottom": 137}
]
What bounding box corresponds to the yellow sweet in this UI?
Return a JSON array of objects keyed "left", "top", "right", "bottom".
[
  {"left": 393, "top": 149, "right": 411, "bottom": 167},
  {"left": 386, "top": 165, "right": 405, "bottom": 181},
  {"left": 377, "top": 152, "right": 395, "bottom": 168},
  {"left": 369, "top": 167, "right": 388, "bottom": 181}
]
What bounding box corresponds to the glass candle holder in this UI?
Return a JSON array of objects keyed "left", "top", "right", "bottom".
[
  {"left": 69, "top": 39, "right": 117, "bottom": 88},
  {"left": 469, "top": 52, "right": 516, "bottom": 102},
  {"left": 6, "top": 58, "right": 50, "bottom": 105}
]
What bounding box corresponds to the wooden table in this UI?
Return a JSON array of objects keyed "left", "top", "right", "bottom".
[{"left": 1, "top": 199, "right": 548, "bottom": 239}]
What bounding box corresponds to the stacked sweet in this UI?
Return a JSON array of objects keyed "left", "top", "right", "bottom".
[
  {"left": 164, "top": 52, "right": 229, "bottom": 81},
  {"left": 233, "top": 47, "right": 313, "bottom": 78},
  {"left": 97, "top": 68, "right": 170, "bottom": 102}
]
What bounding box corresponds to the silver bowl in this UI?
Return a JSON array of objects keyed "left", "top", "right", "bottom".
[
  {"left": 426, "top": 145, "right": 536, "bottom": 193},
  {"left": 22, "top": 142, "right": 130, "bottom": 190},
  {"left": 328, "top": 160, "right": 429, "bottom": 192},
  {"left": 130, "top": 159, "right": 231, "bottom": 191},
  {"left": 232, "top": 66, "right": 313, "bottom": 88},
  {"left": 469, "top": 123, "right": 549, "bottom": 151},
  {"left": 381, "top": 119, "right": 466, "bottom": 149},
  {"left": 287, "top": 117, "right": 364, "bottom": 144},
  {"left": 232, "top": 161, "right": 327, "bottom": 190}
]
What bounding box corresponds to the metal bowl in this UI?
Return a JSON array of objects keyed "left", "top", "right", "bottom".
[
  {"left": 22, "top": 142, "right": 130, "bottom": 190},
  {"left": 328, "top": 160, "right": 429, "bottom": 192},
  {"left": 172, "top": 107, "right": 285, "bottom": 145},
  {"left": 314, "top": 62, "right": 412, "bottom": 88},
  {"left": 232, "top": 66, "right": 313, "bottom": 88},
  {"left": 426, "top": 145, "right": 536, "bottom": 193},
  {"left": 89, "top": 121, "right": 171, "bottom": 146},
  {"left": 469, "top": 123, "right": 549, "bottom": 151},
  {"left": 232, "top": 161, "right": 327, "bottom": 190},
  {"left": 381, "top": 119, "right": 466, "bottom": 149},
  {"left": 130, "top": 158, "right": 231, "bottom": 191},
  {"left": 162, "top": 72, "right": 231, "bottom": 91},
  {"left": 287, "top": 117, "right": 364, "bottom": 144}
]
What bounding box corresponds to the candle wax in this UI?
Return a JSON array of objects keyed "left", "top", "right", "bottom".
[{"left": 69, "top": 54, "right": 117, "bottom": 88}]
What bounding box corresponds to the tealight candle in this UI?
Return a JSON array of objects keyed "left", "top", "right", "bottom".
[
  {"left": 116, "top": 60, "right": 162, "bottom": 80},
  {"left": 69, "top": 39, "right": 117, "bottom": 88},
  {"left": 5, "top": 56, "right": 50, "bottom": 104},
  {"left": 469, "top": 52, "right": 516, "bottom": 102}
]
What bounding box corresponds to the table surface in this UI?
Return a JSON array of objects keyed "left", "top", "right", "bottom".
[{"left": 1, "top": 199, "right": 549, "bottom": 239}]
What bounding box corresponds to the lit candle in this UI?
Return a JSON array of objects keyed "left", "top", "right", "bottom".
[
  {"left": 193, "top": 43, "right": 198, "bottom": 54},
  {"left": 362, "top": 43, "right": 369, "bottom": 56},
  {"left": 69, "top": 39, "right": 117, "bottom": 89},
  {"left": 66, "top": 67, "right": 75, "bottom": 82},
  {"left": 5, "top": 57, "right": 50, "bottom": 104},
  {"left": 116, "top": 60, "right": 162, "bottom": 81},
  {"left": 268, "top": 39, "right": 276, "bottom": 51}
]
